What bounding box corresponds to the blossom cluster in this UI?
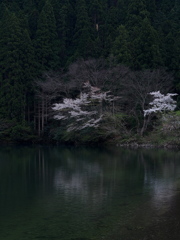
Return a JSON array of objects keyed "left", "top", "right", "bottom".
[
  {"left": 144, "top": 91, "right": 177, "bottom": 116},
  {"left": 52, "top": 82, "right": 117, "bottom": 131}
]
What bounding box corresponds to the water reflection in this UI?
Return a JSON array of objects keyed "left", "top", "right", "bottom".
[
  {"left": 0, "top": 146, "right": 180, "bottom": 240},
  {"left": 54, "top": 160, "right": 106, "bottom": 204},
  {"left": 141, "top": 150, "right": 180, "bottom": 214},
  {"left": 151, "top": 180, "right": 176, "bottom": 212}
]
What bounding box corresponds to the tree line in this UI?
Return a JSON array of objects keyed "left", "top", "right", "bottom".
[{"left": 0, "top": 0, "right": 179, "bottom": 143}]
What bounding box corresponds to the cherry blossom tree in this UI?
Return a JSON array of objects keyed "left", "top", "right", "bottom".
[
  {"left": 144, "top": 91, "right": 177, "bottom": 116},
  {"left": 52, "top": 81, "right": 119, "bottom": 133}
]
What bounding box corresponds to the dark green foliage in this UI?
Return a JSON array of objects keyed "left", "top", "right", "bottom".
[
  {"left": 34, "top": 0, "right": 59, "bottom": 70},
  {"left": 9, "top": 124, "right": 35, "bottom": 142},
  {"left": 146, "top": 0, "right": 156, "bottom": 21},
  {"left": 135, "top": 17, "right": 162, "bottom": 68},
  {"left": 51, "top": 0, "right": 75, "bottom": 66},
  {"left": 28, "top": 8, "right": 39, "bottom": 38},
  {"left": 0, "top": 6, "right": 37, "bottom": 124},
  {"left": 0, "top": 8, "right": 25, "bottom": 121},
  {"left": 0, "top": 118, "right": 35, "bottom": 142},
  {"left": 125, "top": 0, "right": 163, "bottom": 69},
  {"left": 0, "top": 0, "right": 178, "bottom": 71},
  {"left": 72, "top": 0, "right": 94, "bottom": 59},
  {"left": 117, "top": 0, "right": 128, "bottom": 24},
  {"left": 111, "top": 25, "right": 131, "bottom": 65}
]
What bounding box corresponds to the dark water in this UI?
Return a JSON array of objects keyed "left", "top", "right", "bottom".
[{"left": 0, "top": 146, "right": 180, "bottom": 240}]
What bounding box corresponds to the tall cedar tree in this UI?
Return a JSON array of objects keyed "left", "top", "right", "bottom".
[
  {"left": 27, "top": 8, "right": 39, "bottom": 38},
  {"left": 34, "top": 0, "right": 59, "bottom": 71},
  {"left": 0, "top": 7, "right": 34, "bottom": 122},
  {"left": 51, "top": 0, "right": 75, "bottom": 66},
  {"left": 111, "top": 25, "right": 132, "bottom": 65},
  {"left": 87, "top": 0, "right": 105, "bottom": 57},
  {"left": 73, "top": 0, "right": 94, "bottom": 59},
  {"left": 126, "top": 0, "right": 162, "bottom": 69}
]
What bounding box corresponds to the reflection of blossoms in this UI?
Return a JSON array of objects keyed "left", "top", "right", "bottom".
[
  {"left": 144, "top": 91, "right": 177, "bottom": 116},
  {"left": 53, "top": 160, "right": 107, "bottom": 207},
  {"left": 144, "top": 161, "right": 178, "bottom": 213},
  {"left": 142, "top": 157, "right": 180, "bottom": 214},
  {"left": 150, "top": 180, "right": 176, "bottom": 211}
]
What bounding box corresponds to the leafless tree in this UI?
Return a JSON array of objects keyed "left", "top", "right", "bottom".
[
  {"left": 119, "top": 68, "right": 174, "bottom": 135},
  {"left": 34, "top": 71, "right": 66, "bottom": 136}
]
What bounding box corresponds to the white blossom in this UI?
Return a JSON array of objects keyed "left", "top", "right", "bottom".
[
  {"left": 144, "top": 91, "right": 177, "bottom": 116},
  {"left": 52, "top": 82, "right": 119, "bottom": 132}
]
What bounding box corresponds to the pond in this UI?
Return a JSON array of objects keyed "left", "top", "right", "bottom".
[{"left": 0, "top": 145, "right": 180, "bottom": 240}]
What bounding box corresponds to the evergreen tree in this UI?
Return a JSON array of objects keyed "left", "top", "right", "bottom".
[
  {"left": 164, "top": 30, "right": 180, "bottom": 70},
  {"left": 137, "top": 17, "right": 162, "bottom": 68},
  {"left": 2, "top": 0, "right": 20, "bottom": 12},
  {"left": 146, "top": 0, "right": 156, "bottom": 22},
  {"left": 28, "top": 7, "right": 39, "bottom": 39},
  {"left": 0, "top": 2, "right": 6, "bottom": 21},
  {"left": 126, "top": 0, "right": 149, "bottom": 28},
  {"left": 169, "top": 0, "right": 180, "bottom": 31},
  {"left": 72, "top": 0, "right": 94, "bottom": 59},
  {"left": 88, "top": 0, "right": 103, "bottom": 28},
  {"left": 22, "top": 0, "right": 35, "bottom": 12},
  {"left": 157, "top": 0, "right": 175, "bottom": 13},
  {"left": 21, "top": 29, "right": 37, "bottom": 119},
  {"left": 126, "top": 0, "right": 162, "bottom": 69},
  {"left": 95, "top": 0, "right": 115, "bottom": 57},
  {"left": 111, "top": 25, "right": 131, "bottom": 65},
  {"left": 17, "top": 9, "right": 29, "bottom": 29},
  {"left": 87, "top": 0, "right": 104, "bottom": 57},
  {"left": 34, "top": 0, "right": 59, "bottom": 70},
  {"left": 51, "top": 0, "right": 75, "bottom": 66},
  {"left": 0, "top": 8, "right": 25, "bottom": 121},
  {"left": 0, "top": 6, "right": 36, "bottom": 122},
  {"left": 117, "top": 0, "right": 128, "bottom": 24}
]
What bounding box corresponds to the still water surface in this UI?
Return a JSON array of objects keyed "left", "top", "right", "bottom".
[{"left": 0, "top": 146, "right": 180, "bottom": 240}]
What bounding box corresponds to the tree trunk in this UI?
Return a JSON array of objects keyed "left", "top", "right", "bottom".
[
  {"left": 38, "top": 101, "right": 41, "bottom": 137},
  {"left": 41, "top": 94, "right": 44, "bottom": 133}
]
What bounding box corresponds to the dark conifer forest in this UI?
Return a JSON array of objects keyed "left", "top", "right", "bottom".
[{"left": 0, "top": 0, "right": 180, "bottom": 144}]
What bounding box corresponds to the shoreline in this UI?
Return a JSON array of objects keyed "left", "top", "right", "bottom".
[
  {"left": 0, "top": 141, "right": 180, "bottom": 151},
  {"left": 116, "top": 142, "right": 180, "bottom": 149}
]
